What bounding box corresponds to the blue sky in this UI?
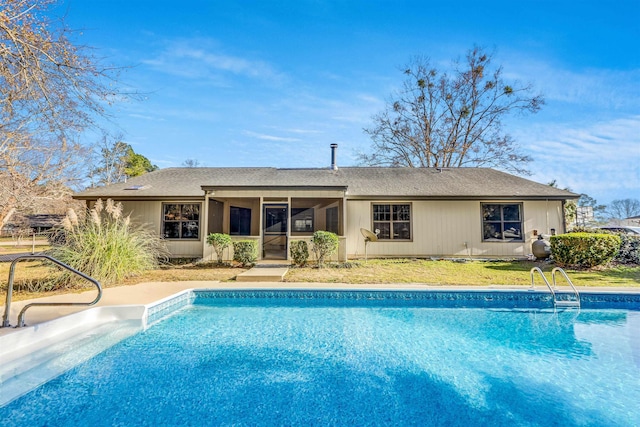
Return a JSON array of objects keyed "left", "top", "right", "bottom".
[{"left": 57, "top": 0, "right": 639, "bottom": 206}]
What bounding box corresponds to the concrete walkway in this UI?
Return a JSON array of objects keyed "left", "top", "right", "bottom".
[
  {"left": 236, "top": 265, "right": 289, "bottom": 282},
  {"left": 1, "top": 281, "right": 215, "bottom": 332}
]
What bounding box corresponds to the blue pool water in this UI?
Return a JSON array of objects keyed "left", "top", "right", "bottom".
[{"left": 1, "top": 296, "right": 639, "bottom": 426}]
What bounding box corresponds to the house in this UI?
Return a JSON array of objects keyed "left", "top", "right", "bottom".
[
  {"left": 2, "top": 213, "right": 66, "bottom": 238},
  {"left": 73, "top": 150, "right": 577, "bottom": 262},
  {"left": 621, "top": 216, "right": 640, "bottom": 227}
]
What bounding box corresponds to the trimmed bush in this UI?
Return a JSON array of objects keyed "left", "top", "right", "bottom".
[
  {"left": 290, "top": 240, "right": 309, "bottom": 267},
  {"left": 233, "top": 240, "right": 258, "bottom": 267},
  {"left": 311, "top": 231, "right": 339, "bottom": 268},
  {"left": 567, "top": 227, "right": 640, "bottom": 265},
  {"left": 550, "top": 232, "right": 621, "bottom": 268},
  {"left": 206, "top": 233, "right": 231, "bottom": 264}
]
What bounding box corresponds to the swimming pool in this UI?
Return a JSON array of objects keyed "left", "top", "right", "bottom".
[{"left": 1, "top": 289, "right": 639, "bottom": 426}]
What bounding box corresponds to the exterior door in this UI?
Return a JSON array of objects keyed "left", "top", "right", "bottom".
[{"left": 263, "top": 204, "right": 288, "bottom": 259}]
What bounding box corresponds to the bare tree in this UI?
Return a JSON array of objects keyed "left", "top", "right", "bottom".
[
  {"left": 0, "top": 0, "right": 127, "bottom": 225},
  {"left": 182, "top": 158, "right": 204, "bottom": 167},
  {"left": 0, "top": 132, "right": 89, "bottom": 228},
  {"left": 361, "top": 47, "right": 544, "bottom": 174},
  {"left": 607, "top": 199, "right": 640, "bottom": 220}
]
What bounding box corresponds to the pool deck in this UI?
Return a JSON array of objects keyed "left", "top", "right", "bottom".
[{"left": 2, "top": 281, "right": 640, "bottom": 336}]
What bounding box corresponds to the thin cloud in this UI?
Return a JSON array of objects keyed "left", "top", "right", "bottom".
[
  {"left": 502, "top": 52, "right": 640, "bottom": 110},
  {"left": 523, "top": 115, "right": 640, "bottom": 202},
  {"left": 141, "top": 38, "right": 285, "bottom": 84},
  {"left": 279, "top": 128, "right": 323, "bottom": 135},
  {"left": 242, "top": 130, "right": 301, "bottom": 142},
  {"left": 128, "top": 113, "right": 164, "bottom": 121}
]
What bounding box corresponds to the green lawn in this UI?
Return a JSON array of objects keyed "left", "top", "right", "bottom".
[
  {"left": 2, "top": 258, "right": 638, "bottom": 303},
  {"left": 284, "top": 259, "right": 640, "bottom": 288}
]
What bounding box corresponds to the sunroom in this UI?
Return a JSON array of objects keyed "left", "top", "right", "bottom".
[{"left": 201, "top": 185, "right": 347, "bottom": 262}]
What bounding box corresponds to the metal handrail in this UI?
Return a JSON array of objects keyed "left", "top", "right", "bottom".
[
  {"left": 2, "top": 255, "right": 102, "bottom": 328},
  {"left": 552, "top": 267, "right": 581, "bottom": 305},
  {"left": 530, "top": 266, "right": 580, "bottom": 308},
  {"left": 530, "top": 267, "right": 555, "bottom": 299}
]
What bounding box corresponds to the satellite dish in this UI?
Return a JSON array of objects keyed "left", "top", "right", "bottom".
[
  {"left": 360, "top": 228, "right": 378, "bottom": 242},
  {"left": 360, "top": 228, "right": 378, "bottom": 261}
]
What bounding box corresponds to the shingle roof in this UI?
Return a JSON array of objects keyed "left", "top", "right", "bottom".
[{"left": 74, "top": 167, "right": 578, "bottom": 200}]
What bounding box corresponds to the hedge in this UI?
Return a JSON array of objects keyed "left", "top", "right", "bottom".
[
  {"left": 232, "top": 240, "right": 258, "bottom": 267},
  {"left": 550, "top": 232, "right": 621, "bottom": 268},
  {"left": 290, "top": 240, "right": 309, "bottom": 267}
]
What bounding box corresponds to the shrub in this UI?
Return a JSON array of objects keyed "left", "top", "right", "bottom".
[
  {"left": 567, "top": 227, "right": 639, "bottom": 266},
  {"left": 233, "top": 240, "right": 258, "bottom": 267},
  {"left": 550, "top": 232, "right": 621, "bottom": 268},
  {"left": 206, "top": 233, "right": 232, "bottom": 264},
  {"left": 290, "top": 240, "right": 309, "bottom": 267},
  {"left": 311, "top": 231, "right": 339, "bottom": 268},
  {"left": 614, "top": 234, "right": 640, "bottom": 265},
  {"left": 48, "top": 199, "right": 167, "bottom": 286}
]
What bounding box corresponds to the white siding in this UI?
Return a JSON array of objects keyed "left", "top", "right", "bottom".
[
  {"left": 346, "top": 199, "right": 566, "bottom": 259},
  {"left": 120, "top": 200, "right": 204, "bottom": 258},
  {"left": 114, "top": 198, "right": 566, "bottom": 260}
]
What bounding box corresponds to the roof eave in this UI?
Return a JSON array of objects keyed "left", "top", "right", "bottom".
[
  {"left": 73, "top": 195, "right": 205, "bottom": 201},
  {"left": 201, "top": 185, "right": 349, "bottom": 192},
  {"left": 345, "top": 195, "right": 577, "bottom": 201}
]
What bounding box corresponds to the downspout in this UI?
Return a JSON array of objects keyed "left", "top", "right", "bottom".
[
  {"left": 203, "top": 190, "right": 211, "bottom": 261},
  {"left": 342, "top": 188, "right": 348, "bottom": 261},
  {"left": 259, "top": 197, "right": 264, "bottom": 260},
  {"left": 287, "top": 196, "right": 291, "bottom": 261}
]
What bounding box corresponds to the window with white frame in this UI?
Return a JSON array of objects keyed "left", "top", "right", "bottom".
[
  {"left": 372, "top": 203, "right": 411, "bottom": 240},
  {"left": 162, "top": 203, "right": 200, "bottom": 239},
  {"left": 482, "top": 203, "right": 523, "bottom": 241}
]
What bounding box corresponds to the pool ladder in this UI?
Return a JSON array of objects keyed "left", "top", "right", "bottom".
[
  {"left": 530, "top": 267, "right": 581, "bottom": 309},
  {"left": 1, "top": 254, "right": 102, "bottom": 328}
]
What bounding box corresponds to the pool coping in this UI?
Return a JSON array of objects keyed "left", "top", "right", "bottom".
[
  {"left": 5, "top": 287, "right": 640, "bottom": 355},
  {"left": 4, "top": 286, "right": 640, "bottom": 358},
  {"left": 150, "top": 287, "right": 640, "bottom": 317},
  {"left": 2, "top": 287, "right": 639, "bottom": 407}
]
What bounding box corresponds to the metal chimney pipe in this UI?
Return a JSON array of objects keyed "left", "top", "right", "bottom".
[{"left": 330, "top": 143, "right": 338, "bottom": 170}]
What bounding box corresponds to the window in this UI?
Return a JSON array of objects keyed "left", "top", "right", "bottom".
[
  {"left": 482, "top": 203, "right": 523, "bottom": 241},
  {"left": 291, "top": 208, "right": 314, "bottom": 232},
  {"left": 162, "top": 203, "right": 200, "bottom": 239},
  {"left": 326, "top": 206, "right": 339, "bottom": 234},
  {"left": 230, "top": 207, "right": 251, "bottom": 235},
  {"left": 373, "top": 204, "right": 411, "bottom": 240}
]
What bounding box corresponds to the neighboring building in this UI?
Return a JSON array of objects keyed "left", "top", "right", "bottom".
[
  {"left": 24, "top": 214, "right": 66, "bottom": 233},
  {"left": 622, "top": 216, "right": 640, "bottom": 227},
  {"left": 574, "top": 205, "right": 595, "bottom": 227},
  {"left": 2, "top": 214, "right": 65, "bottom": 237},
  {"left": 74, "top": 160, "right": 577, "bottom": 262}
]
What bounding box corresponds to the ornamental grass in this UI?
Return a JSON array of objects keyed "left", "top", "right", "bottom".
[{"left": 48, "top": 199, "right": 168, "bottom": 287}]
